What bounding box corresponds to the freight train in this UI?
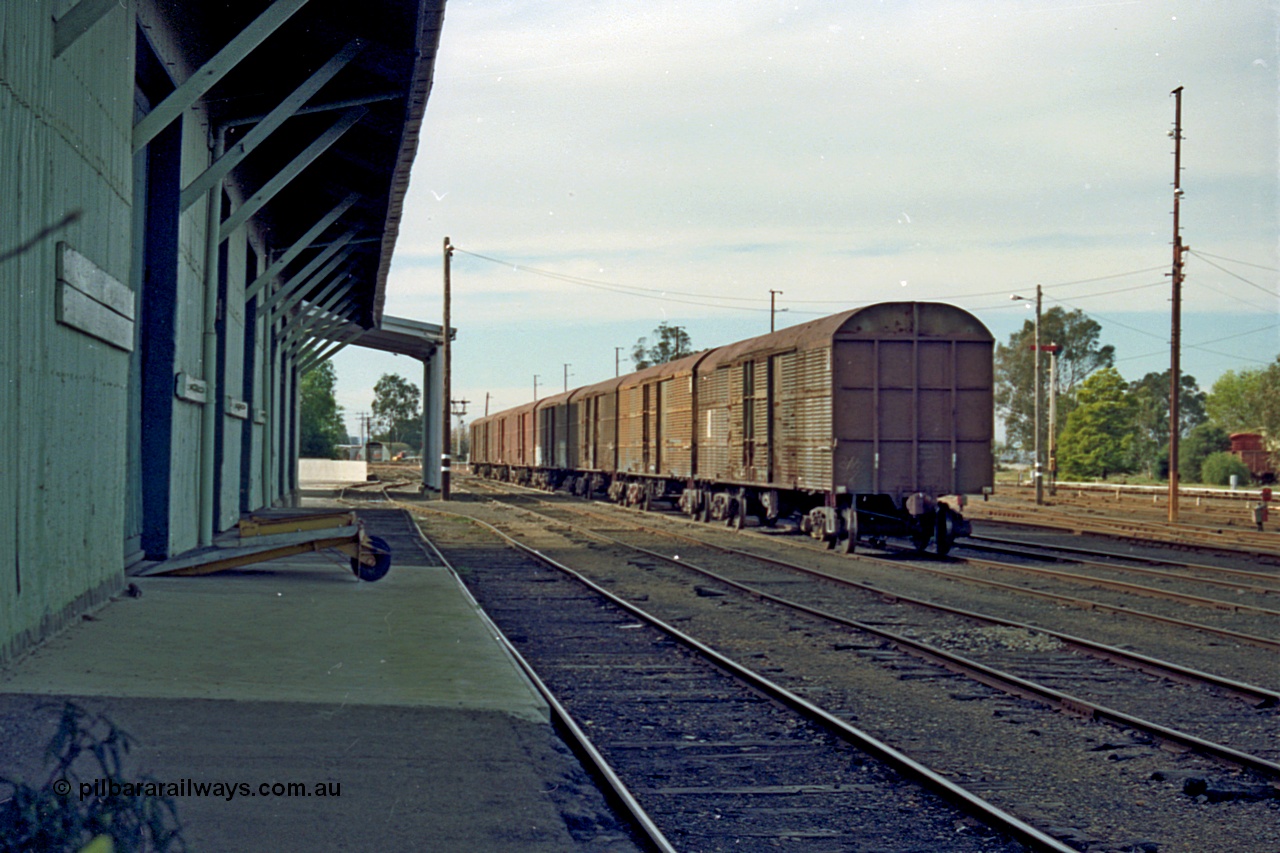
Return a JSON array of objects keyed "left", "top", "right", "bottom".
[{"left": 469, "top": 302, "right": 994, "bottom": 554}]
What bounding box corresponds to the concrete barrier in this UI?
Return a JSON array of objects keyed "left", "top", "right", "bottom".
[{"left": 298, "top": 458, "right": 368, "bottom": 484}]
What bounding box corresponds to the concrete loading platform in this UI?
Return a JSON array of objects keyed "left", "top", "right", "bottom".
[{"left": 0, "top": 508, "right": 637, "bottom": 851}]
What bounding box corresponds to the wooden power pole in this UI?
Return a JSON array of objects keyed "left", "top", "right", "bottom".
[
  {"left": 442, "top": 236, "right": 453, "bottom": 500},
  {"left": 1168, "top": 88, "right": 1187, "bottom": 523}
]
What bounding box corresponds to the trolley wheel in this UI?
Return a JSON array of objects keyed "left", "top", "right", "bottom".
[
  {"left": 839, "top": 507, "right": 857, "bottom": 555},
  {"left": 352, "top": 535, "right": 392, "bottom": 582}
]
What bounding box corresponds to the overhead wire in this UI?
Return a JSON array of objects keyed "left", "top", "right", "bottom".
[
  {"left": 1038, "top": 293, "right": 1168, "bottom": 342},
  {"left": 1186, "top": 250, "right": 1278, "bottom": 307},
  {"left": 453, "top": 246, "right": 1276, "bottom": 365},
  {"left": 1189, "top": 249, "right": 1278, "bottom": 273},
  {"left": 456, "top": 247, "right": 765, "bottom": 303},
  {"left": 1044, "top": 290, "right": 1279, "bottom": 369},
  {"left": 454, "top": 246, "right": 791, "bottom": 314},
  {"left": 454, "top": 245, "right": 1176, "bottom": 312}
]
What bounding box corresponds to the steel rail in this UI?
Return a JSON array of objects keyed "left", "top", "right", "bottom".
[
  {"left": 568, "top": 512, "right": 1279, "bottom": 707},
  {"left": 453, "top": 482, "right": 1278, "bottom": 703},
  {"left": 969, "top": 533, "right": 1280, "bottom": 586},
  {"left": 469, "top": 498, "right": 1280, "bottom": 781},
  {"left": 947, "top": 553, "right": 1280, "bottom": 615},
  {"left": 407, "top": 502, "right": 1081, "bottom": 853},
  {"left": 498, "top": 487, "right": 1280, "bottom": 653},
  {"left": 965, "top": 504, "right": 1280, "bottom": 558},
  {"left": 465, "top": 499, "right": 1280, "bottom": 788},
  {"left": 962, "top": 539, "right": 1280, "bottom": 596},
  {"left": 407, "top": 508, "right": 678, "bottom": 853}
]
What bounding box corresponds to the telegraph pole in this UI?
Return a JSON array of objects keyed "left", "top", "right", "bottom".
[
  {"left": 1033, "top": 284, "right": 1043, "bottom": 505},
  {"left": 450, "top": 399, "right": 470, "bottom": 462},
  {"left": 533, "top": 374, "right": 540, "bottom": 401},
  {"left": 442, "top": 236, "right": 453, "bottom": 500},
  {"left": 1010, "top": 285, "right": 1043, "bottom": 505},
  {"left": 615, "top": 346, "right": 623, "bottom": 377},
  {"left": 1168, "top": 87, "right": 1187, "bottom": 523},
  {"left": 770, "top": 289, "right": 783, "bottom": 333},
  {"left": 563, "top": 363, "right": 572, "bottom": 393},
  {"left": 1046, "top": 344, "right": 1061, "bottom": 496}
]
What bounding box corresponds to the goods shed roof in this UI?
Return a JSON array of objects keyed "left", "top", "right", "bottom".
[{"left": 140, "top": 0, "right": 446, "bottom": 330}]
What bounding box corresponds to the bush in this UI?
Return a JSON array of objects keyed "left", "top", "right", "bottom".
[
  {"left": 1199, "top": 452, "right": 1251, "bottom": 487},
  {"left": 1179, "top": 423, "right": 1231, "bottom": 483},
  {"left": 0, "top": 703, "right": 186, "bottom": 853}
]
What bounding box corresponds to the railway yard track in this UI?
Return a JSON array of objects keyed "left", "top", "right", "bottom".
[
  {"left": 361, "top": 474, "right": 1280, "bottom": 853},
  {"left": 964, "top": 491, "right": 1279, "bottom": 559},
  {"left": 411, "top": 504, "right": 1071, "bottom": 853}
]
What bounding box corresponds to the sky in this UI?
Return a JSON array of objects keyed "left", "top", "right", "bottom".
[{"left": 331, "top": 0, "right": 1279, "bottom": 442}]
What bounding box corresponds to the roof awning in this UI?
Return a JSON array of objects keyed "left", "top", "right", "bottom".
[
  {"left": 296, "top": 312, "right": 449, "bottom": 373},
  {"left": 139, "top": 0, "right": 447, "bottom": 329}
]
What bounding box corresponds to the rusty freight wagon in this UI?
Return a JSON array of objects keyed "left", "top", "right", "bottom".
[
  {"left": 476, "top": 400, "right": 536, "bottom": 485},
  {"left": 469, "top": 302, "right": 994, "bottom": 553}
]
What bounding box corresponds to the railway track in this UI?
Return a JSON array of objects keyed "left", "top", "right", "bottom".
[
  {"left": 416, "top": 506, "right": 1066, "bottom": 853},
  {"left": 456, "top": 477, "right": 1280, "bottom": 675},
  {"left": 964, "top": 496, "right": 1280, "bottom": 559},
  {"left": 965, "top": 534, "right": 1280, "bottom": 592},
  {"left": 457, "top": 488, "right": 1280, "bottom": 765},
  {"left": 402, "top": 482, "right": 1280, "bottom": 852},
  {"left": 937, "top": 547, "right": 1280, "bottom": 636}
]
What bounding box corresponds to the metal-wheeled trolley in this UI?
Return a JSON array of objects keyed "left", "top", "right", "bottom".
[{"left": 146, "top": 511, "right": 392, "bottom": 581}]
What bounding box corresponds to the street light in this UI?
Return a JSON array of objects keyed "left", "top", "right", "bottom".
[
  {"left": 1044, "top": 343, "right": 1061, "bottom": 495},
  {"left": 1011, "top": 284, "right": 1044, "bottom": 505}
]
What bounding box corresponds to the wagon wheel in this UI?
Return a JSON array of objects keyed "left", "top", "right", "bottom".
[
  {"left": 910, "top": 514, "right": 933, "bottom": 552},
  {"left": 761, "top": 490, "right": 780, "bottom": 528},
  {"left": 351, "top": 535, "right": 392, "bottom": 582},
  {"left": 839, "top": 507, "right": 857, "bottom": 555},
  {"left": 729, "top": 489, "right": 748, "bottom": 530},
  {"left": 935, "top": 505, "right": 957, "bottom": 556}
]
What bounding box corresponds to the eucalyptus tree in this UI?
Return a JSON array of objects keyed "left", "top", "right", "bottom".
[{"left": 993, "top": 307, "right": 1115, "bottom": 457}]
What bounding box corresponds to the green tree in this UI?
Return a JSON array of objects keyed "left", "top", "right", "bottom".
[
  {"left": 632, "top": 322, "right": 693, "bottom": 369},
  {"left": 1056, "top": 367, "right": 1137, "bottom": 480},
  {"left": 1178, "top": 422, "right": 1231, "bottom": 483},
  {"left": 371, "top": 373, "right": 422, "bottom": 450},
  {"left": 1127, "top": 370, "right": 1206, "bottom": 476},
  {"left": 1206, "top": 360, "right": 1280, "bottom": 436},
  {"left": 300, "top": 361, "right": 347, "bottom": 458},
  {"left": 994, "top": 307, "right": 1115, "bottom": 457}
]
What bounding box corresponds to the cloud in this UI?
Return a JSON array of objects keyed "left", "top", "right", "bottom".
[{"left": 352, "top": 1, "right": 1280, "bottom": 428}]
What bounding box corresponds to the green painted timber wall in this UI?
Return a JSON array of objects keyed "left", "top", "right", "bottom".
[
  {"left": 0, "top": 3, "right": 136, "bottom": 660},
  {"left": 0, "top": 1, "right": 288, "bottom": 663}
]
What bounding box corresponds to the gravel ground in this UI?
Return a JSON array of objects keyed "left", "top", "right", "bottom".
[{"left": 430, "top": 492, "right": 1280, "bottom": 853}]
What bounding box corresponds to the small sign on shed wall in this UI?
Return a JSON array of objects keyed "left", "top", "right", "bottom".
[{"left": 55, "top": 242, "right": 135, "bottom": 352}]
